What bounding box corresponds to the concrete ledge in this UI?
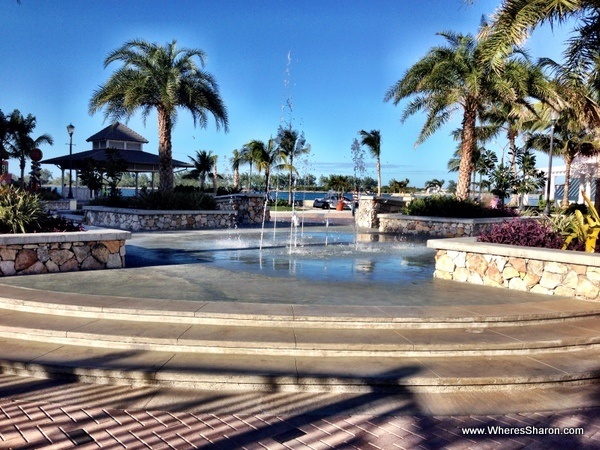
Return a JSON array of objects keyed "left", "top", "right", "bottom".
[
  {"left": 84, "top": 206, "right": 233, "bottom": 216},
  {"left": 427, "top": 237, "right": 600, "bottom": 301},
  {"left": 0, "top": 228, "right": 130, "bottom": 245}
]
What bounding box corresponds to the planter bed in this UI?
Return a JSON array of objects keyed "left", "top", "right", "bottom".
[
  {"left": 379, "top": 215, "right": 536, "bottom": 238},
  {"left": 0, "top": 228, "right": 131, "bottom": 277},
  {"left": 427, "top": 237, "right": 600, "bottom": 301}
]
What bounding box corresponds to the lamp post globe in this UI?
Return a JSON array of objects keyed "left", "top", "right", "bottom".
[{"left": 67, "top": 123, "right": 75, "bottom": 199}]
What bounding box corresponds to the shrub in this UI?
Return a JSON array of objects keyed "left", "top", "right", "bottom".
[
  {"left": 0, "top": 186, "right": 83, "bottom": 233},
  {"left": 0, "top": 186, "right": 46, "bottom": 233},
  {"left": 404, "top": 195, "right": 518, "bottom": 218},
  {"left": 478, "top": 219, "right": 564, "bottom": 249},
  {"left": 130, "top": 190, "right": 217, "bottom": 210}
]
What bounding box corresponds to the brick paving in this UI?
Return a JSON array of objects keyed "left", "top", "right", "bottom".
[{"left": 1, "top": 396, "right": 600, "bottom": 449}]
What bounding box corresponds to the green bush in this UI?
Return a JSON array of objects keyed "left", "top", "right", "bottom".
[
  {"left": 0, "top": 186, "right": 46, "bottom": 233},
  {"left": 0, "top": 186, "right": 83, "bottom": 233},
  {"left": 131, "top": 190, "right": 217, "bottom": 210},
  {"left": 403, "top": 195, "right": 518, "bottom": 218}
]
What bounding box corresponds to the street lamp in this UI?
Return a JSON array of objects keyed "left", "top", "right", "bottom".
[
  {"left": 66, "top": 123, "right": 75, "bottom": 199},
  {"left": 544, "top": 110, "right": 559, "bottom": 215}
]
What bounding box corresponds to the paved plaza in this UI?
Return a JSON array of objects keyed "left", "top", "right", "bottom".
[{"left": 1, "top": 215, "right": 600, "bottom": 448}]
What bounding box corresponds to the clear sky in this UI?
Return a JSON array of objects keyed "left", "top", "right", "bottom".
[{"left": 1, "top": 0, "right": 569, "bottom": 188}]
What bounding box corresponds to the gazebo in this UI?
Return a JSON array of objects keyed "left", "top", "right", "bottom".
[
  {"left": 540, "top": 154, "right": 600, "bottom": 204},
  {"left": 42, "top": 122, "right": 192, "bottom": 198}
]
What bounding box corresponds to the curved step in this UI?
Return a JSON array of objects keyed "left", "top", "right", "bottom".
[
  {"left": 1, "top": 285, "right": 600, "bottom": 329},
  {"left": 0, "top": 337, "right": 598, "bottom": 393},
  {"left": 0, "top": 309, "right": 599, "bottom": 357}
]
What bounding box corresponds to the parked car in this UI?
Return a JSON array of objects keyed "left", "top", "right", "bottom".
[{"left": 313, "top": 194, "right": 352, "bottom": 209}]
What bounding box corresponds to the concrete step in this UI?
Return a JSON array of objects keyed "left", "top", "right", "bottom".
[
  {"left": 0, "top": 309, "right": 599, "bottom": 357},
  {"left": 0, "top": 336, "right": 598, "bottom": 393},
  {"left": 1, "top": 285, "right": 600, "bottom": 329}
]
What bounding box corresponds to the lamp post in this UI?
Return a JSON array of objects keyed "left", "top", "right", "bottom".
[
  {"left": 67, "top": 123, "right": 75, "bottom": 199},
  {"left": 544, "top": 111, "right": 559, "bottom": 215}
]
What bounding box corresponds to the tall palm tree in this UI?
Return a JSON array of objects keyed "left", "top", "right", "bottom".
[
  {"left": 5, "top": 110, "right": 53, "bottom": 188},
  {"left": 385, "top": 31, "right": 533, "bottom": 200},
  {"left": 184, "top": 149, "right": 214, "bottom": 190},
  {"left": 276, "top": 125, "right": 309, "bottom": 204},
  {"left": 359, "top": 129, "right": 382, "bottom": 196},
  {"left": 89, "top": 39, "right": 228, "bottom": 192},
  {"left": 229, "top": 149, "right": 242, "bottom": 191}
]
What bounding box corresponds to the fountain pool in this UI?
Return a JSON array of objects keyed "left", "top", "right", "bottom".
[{"left": 128, "top": 225, "right": 435, "bottom": 286}]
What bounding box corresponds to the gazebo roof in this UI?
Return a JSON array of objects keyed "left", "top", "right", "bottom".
[
  {"left": 42, "top": 148, "right": 192, "bottom": 173},
  {"left": 86, "top": 122, "right": 149, "bottom": 143}
]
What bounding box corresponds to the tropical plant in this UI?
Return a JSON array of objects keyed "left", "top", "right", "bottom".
[
  {"left": 4, "top": 110, "right": 53, "bottom": 189},
  {"left": 0, "top": 185, "right": 45, "bottom": 233},
  {"left": 89, "top": 39, "right": 228, "bottom": 193},
  {"left": 230, "top": 149, "right": 242, "bottom": 190},
  {"left": 563, "top": 190, "right": 600, "bottom": 252},
  {"left": 403, "top": 195, "right": 517, "bottom": 218},
  {"left": 385, "top": 31, "right": 535, "bottom": 201},
  {"left": 389, "top": 178, "right": 410, "bottom": 193},
  {"left": 424, "top": 178, "right": 445, "bottom": 192},
  {"left": 480, "top": 0, "right": 600, "bottom": 73},
  {"left": 244, "top": 138, "right": 283, "bottom": 192},
  {"left": 325, "top": 174, "right": 351, "bottom": 198},
  {"left": 184, "top": 150, "right": 215, "bottom": 191},
  {"left": 478, "top": 218, "right": 564, "bottom": 249},
  {"left": 276, "top": 125, "right": 309, "bottom": 204},
  {"left": 358, "top": 129, "right": 382, "bottom": 196}
]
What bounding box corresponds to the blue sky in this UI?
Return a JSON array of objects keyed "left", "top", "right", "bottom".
[{"left": 1, "top": 0, "right": 569, "bottom": 188}]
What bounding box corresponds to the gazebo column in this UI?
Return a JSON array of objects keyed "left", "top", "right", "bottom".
[
  {"left": 135, "top": 172, "right": 139, "bottom": 196},
  {"left": 151, "top": 172, "right": 155, "bottom": 190},
  {"left": 61, "top": 168, "right": 66, "bottom": 198}
]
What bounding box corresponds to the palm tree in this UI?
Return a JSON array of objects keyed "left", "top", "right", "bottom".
[
  {"left": 359, "top": 129, "right": 382, "bottom": 196},
  {"left": 244, "top": 139, "right": 283, "bottom": 192},
  {"left": 5, "top": 110, "right": 53, "bottom": 188},
  {"left": 276, "top": 125, "right": 309, "bottom": 204},
  {"left": 385, "top": 32, "right": 531, "bottom": 200},
  {"left": 229, "top": 149, "right": 242, "bottom": 191},
  {"left": 480, "top": 0, "right": 600, "bottom": 72},
  {"left": 184, "top": 150, "right": 214, "bottom": 190},
  {"left": 89, "top": 39, "right": 228, "bottom": 193}
]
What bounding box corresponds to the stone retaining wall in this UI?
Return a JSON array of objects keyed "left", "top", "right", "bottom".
[
  {"left": 379, "top": 215, "right": 536, "bottom": 237},
  {"left": 215, "top": 193, "right": 269, "bottom": 225},
  {"left": 84, "top": 207, "right": 235, "bottom": 231},
  {"left": 0, "top": 229, "right": 130, "bottom": 277},
  {"left": 84, "top": 194, "right": 268, "bottom": 231},
  {"left": 427, "top": 237, "right": 600, "bottom": 301}
]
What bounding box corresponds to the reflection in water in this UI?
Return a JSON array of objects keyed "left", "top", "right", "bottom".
[{"left": 198, "top": 231, "right": 434, "bottom": 285}]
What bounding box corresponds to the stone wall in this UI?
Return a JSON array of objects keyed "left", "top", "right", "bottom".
[
  {"left": 215, "top": 193, "right": 269, "bottom": 225},
  {"left": 428, "top": 237, "right": 600, "bottom": 301},
  {"left": 84, "top": 207, "right": 236, "bottom": 231},
  {"left": 379, "top": 215, "right": 536, "bottom": 238},
  {"left": 355, "top": 196, "right": 407, "bottom": 228},
  {"left": 0, "top": 229, "right": 130, "bottom": 277}
]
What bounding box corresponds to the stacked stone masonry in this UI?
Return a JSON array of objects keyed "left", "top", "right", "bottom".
[
  {"left": 429, "top": 238, "right": 600, "bottom": 301},
  {"left": 0, "top": 230, "right": 130, "bottom": 277},
  {"left": 84, "top": 194, "right": 268, "bottom": 231}
]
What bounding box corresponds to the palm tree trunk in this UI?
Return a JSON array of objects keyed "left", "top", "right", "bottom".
[
  {"left": 376, "top": 158, "right": 382, "bottom": 197},
  {"left": 19, "top": 156, "right": 26, "bottom": 189},
  {"left": 157, "top": 108, "right": 174, "bottom": 192},
  {"left": 233, "top": 168, "right": 240, "bottom": 190},
  {"left": 456, "top": 105, "right": 477, "bottom": 201},
  {"left": 562, "top": 157, "right": 572, "bottom": 208}
]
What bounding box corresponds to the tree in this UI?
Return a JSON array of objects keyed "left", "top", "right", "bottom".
[
  {"left": 230, "top": 149, "right": 242, "bottom": 190},
  {"left": 389, "top": 178, "right": 410, "bottom": 193},
  {"left": 480, "top": 0, "right": 600, "bottom": 72},
  {"left": 275, "top": 125, "right": 309, "bottom": 204},
  {"left": 89, "top": 39, "right": 228, "bottom": 193},
  {"left": 358, "top": 129, "right": 382, "bottom": 196},
  {"left": 184, "top": 150, "right": 215, "bottom": 190},
  {"left": 244, "top": 139, "right": 283, "bottom": 192},
  {"left": 424, "top": 178, "right": 445, "bottom": 193},
  {"left": 385, "top": 31, "right": 534, "bottom": 201},
  {"left": 5, "top": 110, "right": 53, "bottom": 189}
]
